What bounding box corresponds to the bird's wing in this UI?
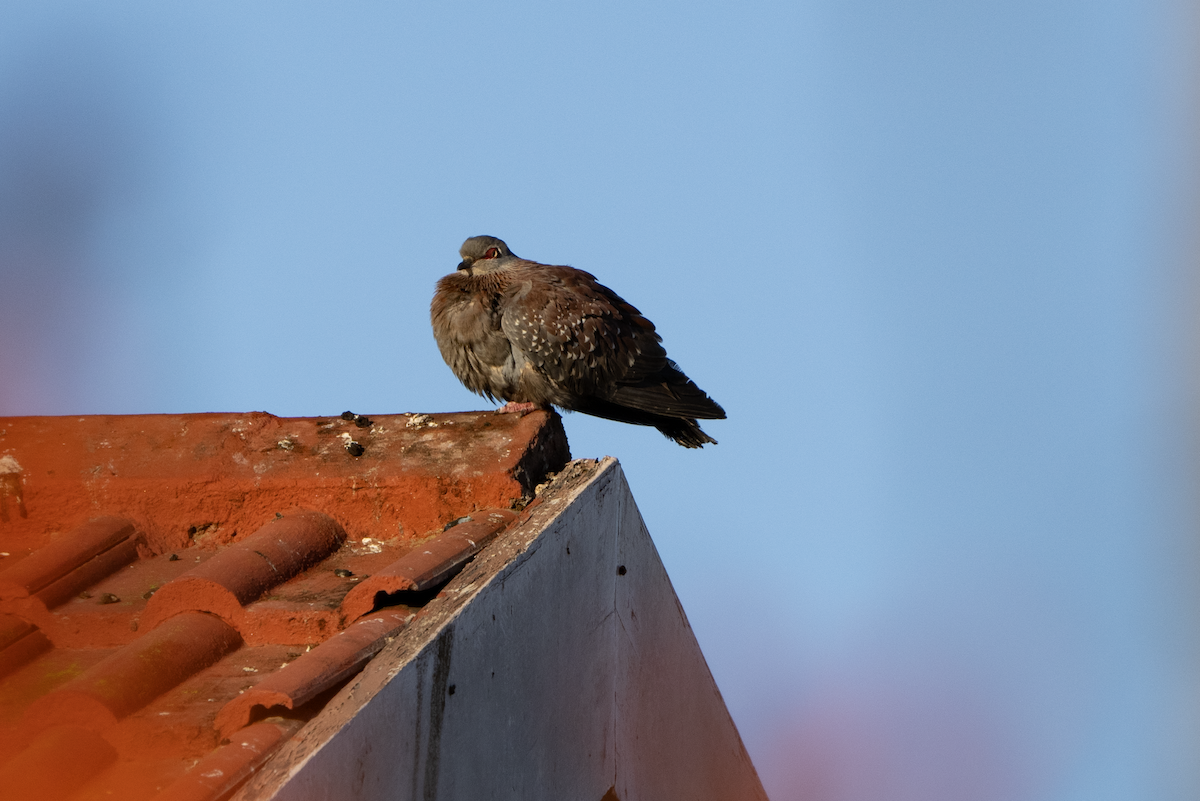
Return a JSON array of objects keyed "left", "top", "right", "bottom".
[
  {"left": 500, "top": 264, "right": 668, "bottom": 397},
  {"left": 603, "top": 360, "right": 727, "bottom": 420}
]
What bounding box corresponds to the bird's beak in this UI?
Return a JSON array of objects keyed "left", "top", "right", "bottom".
[{"left": 457, "top": 259, "right": 471, "bottom": 272}]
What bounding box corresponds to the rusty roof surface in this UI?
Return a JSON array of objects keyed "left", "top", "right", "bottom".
[{"left": 0, "top": 410, "right": 570, "bottom": 801}]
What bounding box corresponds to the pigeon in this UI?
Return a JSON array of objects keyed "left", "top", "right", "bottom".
[{"left": 431, "top": 235, "right": 726, "bottom": 448}]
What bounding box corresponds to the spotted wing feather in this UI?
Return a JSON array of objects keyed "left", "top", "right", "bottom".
[
  {"left": 501, "top": 265, "right": 663, "bottom": 393},
  {"left": 500, "top": 265, "right": 723, "bottom": 421}
]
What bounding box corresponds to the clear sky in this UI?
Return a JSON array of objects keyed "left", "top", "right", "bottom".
[{"left": 0, "top": 2, "right": 1195, "bottom": 799}]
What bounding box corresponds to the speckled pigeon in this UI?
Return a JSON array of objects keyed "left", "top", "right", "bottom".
[{"left": 431, "top": 235, "right": 726, "bottom": 448}]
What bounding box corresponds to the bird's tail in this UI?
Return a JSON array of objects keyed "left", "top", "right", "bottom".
[
  {"left": 567, "top": 397, "right": 720, "bottom": 448},
  {"left": 655, "top": 418, "right": 718, "bottom": 449}
]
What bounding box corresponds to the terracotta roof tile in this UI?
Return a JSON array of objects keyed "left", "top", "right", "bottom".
[
  {"left": 0, "top": 410, "right": 569, "bottom": 801},
  {"left": 141, "top": 510, "right": 348, "bottom": 632},
  {"left": 150, "top": 719, "right": 304, "bottom": 801},
  {"left": 0, "top": 616, "right": 51, "bottom": 678},
  {"left": 339, "top": 507, "right": 518, "bottom": 621},
  {"left": 213, "top": 609, "right": 412, "bottom": 737},
  {"left": 0, "top": 517, "right": 140, "bottom": 602},
  {"left": 0, "top": 725, "right": 119, "bottom": 801},
  {"left": 27, "top": 610, "right": 243, "bottom": 734}
]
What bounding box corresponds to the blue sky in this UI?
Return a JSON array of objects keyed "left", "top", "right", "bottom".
[{"left": 0, "top": 2, "right": 1195, "bottom": 798}]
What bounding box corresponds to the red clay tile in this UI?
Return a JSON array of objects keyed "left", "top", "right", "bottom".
[
  {"left": 0, "top": 517, "right": 137, "bottom": 600},
  {"left": 214, "top": 609, "right": 412, "bottom": 737},
  {"left": 340, "top": 508, "right": 518, "bottom": 622},
  {"left": 0, "top": 725, "right": 117, "bottom": 801},
  {"left": 237, "top": 598, "right": 345, "bottom": 647},
  {"left": 34, "top": 532, "right": 143, "bottom": 609},
  {"left": 141, "top": 510, "right": 346, "bottom": 632},
  {"left": 0, "top": 517, "right": 146, "bottom": 647},
  {"left": 0, "top": 412, "right": 567, "bottom": 557},
  {"left": 98, "top": 642, "right": 296, "bottom": 764},
  {"left": 24, "top": 611, "right": 242, "bottom": 733},
  {"left": 0, "top": 614, "right": 50, "bottom": 678},
  {"left": 0, "top": 612, "right": 33, "bottom": 649},
  {"left": 150, "top": 718, "right": 303, "bottom": 801},
  {"left": 0, "top": 410, "right": 570, "bottom": 800}
]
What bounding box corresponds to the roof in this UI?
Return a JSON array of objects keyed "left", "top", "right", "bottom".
[
  {"left": 0, "top": 410, "right": 570, "bottom": 801},
  {"left": 234, "top": 456, "right": 768, "bottom": 801}
]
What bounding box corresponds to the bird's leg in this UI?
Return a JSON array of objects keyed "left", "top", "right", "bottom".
[{"left": 496, "top": 401, "right": 539, "bottom": 415}]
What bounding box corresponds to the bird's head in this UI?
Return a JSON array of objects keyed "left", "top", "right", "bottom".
[{"left": 457, "top": 235, "right": 518, "bottom": 275}]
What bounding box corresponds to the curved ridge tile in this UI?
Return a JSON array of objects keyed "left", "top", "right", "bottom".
[
  {"left": 142, "top": 510, "right": 346, "bottom": 631},
  {"left": 0, "top": 517, "right": 136, "bottom": 600},
  {"left": 151, "top": 718, "right": 303, "bottom": 801},
  {"left": 34, "top": 533, "right": 143, "bottom": 609},
  {"left": 0, "top": 615, "right": 50, "bottom": 678},
  {"left": 340, "top": 508, "right": 517, "bottom": 623},
  {"left": 0, "top": 725, "right": 117, "bottom": 801},
  {"left": 214, "top": 610, "right": 412, "bottom": 737},
  {"left": 23, "top": 611, "right": 241, "bottom": 734}
]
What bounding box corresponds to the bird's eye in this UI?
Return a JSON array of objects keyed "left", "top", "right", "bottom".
[{"left": 484, "top": 247, "right": 500, "bottom": 259}]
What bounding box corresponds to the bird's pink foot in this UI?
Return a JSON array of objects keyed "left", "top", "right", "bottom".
[{"left": 496, "top": 401, "right": 539, "bottom": 415}]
